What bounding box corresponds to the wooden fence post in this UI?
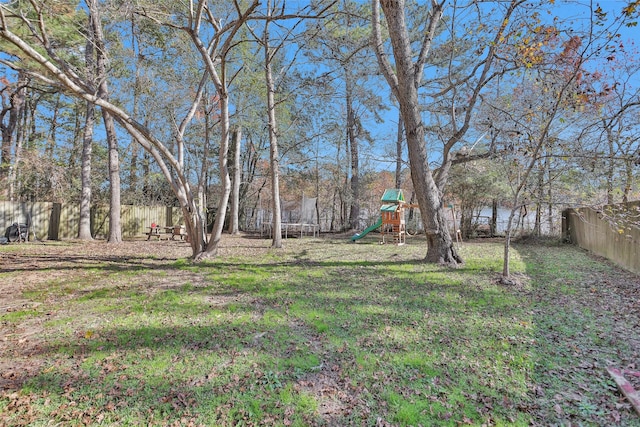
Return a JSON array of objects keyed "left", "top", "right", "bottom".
[
  {"left": 561, "top": 209, "right": 570, "bottom": 243},
  {"left": 48, "top": 203, "right": 61, "bottom": 240},
  {"left": 166, "top": 206, "right": 173, "bottom": 226}
]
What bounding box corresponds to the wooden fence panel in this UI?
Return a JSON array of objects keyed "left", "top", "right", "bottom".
[
  {"left": 1, "top": 201, "right": 184, "bottom": 240},
  {"left": 0, "top": 201, "right": 52, "bottom": 240},
  {"left": 88, "top": 204, "right": 107, "bottom": 239},
  {"left": 564, "top": 201, "right": 640, "bottom": 275},
  {"left": 121, "top": 205, "right": 146, "bottom": 238},
  {"left": 59, "top": 203, "right": 80, "bottom": 239},
  {"left": 94, "top": 205, "right": 181, "bottom": 238},
  {"left": 120, "top": 205, "right": 175, "bottom": 238}
]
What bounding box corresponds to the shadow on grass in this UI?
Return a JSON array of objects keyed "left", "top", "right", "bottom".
[
  {"left": 1, "top": 251, "right": 447, "bottom": 275},
  {"left": 0, "top": 253, "right": 187, "bottom": 273},
  {"left": 19, "top": 320, "right": 329, "bottom": 425},
  {"left": 3, "top": 239, "right": 540, "bottom": 425}
]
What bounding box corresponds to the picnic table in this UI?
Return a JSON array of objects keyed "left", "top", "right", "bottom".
[
  {"left": 145, "top": 225, "right": 162, "bottom": 240},
  {"left": 145, "top": 225, "right": 188, "bottom": 241}
]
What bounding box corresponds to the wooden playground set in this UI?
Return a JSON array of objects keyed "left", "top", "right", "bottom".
[{"left": 351, "top": 189, "right": 418, "bottom": 245}]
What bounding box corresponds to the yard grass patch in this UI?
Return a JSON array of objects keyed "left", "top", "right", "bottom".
[{"left": 1, "top": 236, "right": 638, "bottom": 426}]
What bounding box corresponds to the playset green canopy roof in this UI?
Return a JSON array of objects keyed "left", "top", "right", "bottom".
[{"left": 380, "top": 189, "right": 404, "bottom": 203}]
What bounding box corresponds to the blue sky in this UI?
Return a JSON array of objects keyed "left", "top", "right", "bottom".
[
  {"left": 2, "top": 1, "right": 637, "bottom": 177},
  {"left": 359, "top": 0, "right": 640, "bottom": 171}
]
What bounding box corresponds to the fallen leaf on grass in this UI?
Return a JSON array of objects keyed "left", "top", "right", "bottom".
[{"left": 611, "top": 410, "right": 621, "bottom": 422}]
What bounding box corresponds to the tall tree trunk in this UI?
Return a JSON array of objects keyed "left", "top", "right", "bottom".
[
  {"left": 547, "top": 184, "right": 553, "bottom": 235},
  {"left": 198, "top": 95, "right": 211, "bottom": 238},
  {"left": 622, "top": 159, "right": 632, "bottom": 203},
  {"left": 546, "top": 156, "right": 553, "bottom": 235},
  {"left": 1, "top": 72, "right": 27, "bottom": 199},
  {"left": 128, "top": 34, "right": 142, "bottom": 200},
  {"left": 605, "top": 124, "right": 615, "bottom": 204},
  {"left": 78, "top": 100, "right": 95, "bottom": 240},
  {"left": 264, "top": 1, "right": 282, "bottom": 249},
  {"left": 490, "top": 199, "right": 498, "bottom": 237},
  {"left": 502, "top": 205, "right": 520, "bottom": 278},
  {"left": 142, "top": 150, "right": 150, "bottom": 202},
  {"left": 346, "top": 74, "right": 360, "bottom": 230},
  {"left": 534, "top": 163, "right": 543, "bottom": 236},
  {"left": 45, "top": 94, "right": 60, "bottom": 158},
  {"left": 68, "top": 99, "right": 82, "bottom": 170},
  {"left": 78, "top": 21, "right": 95, "bottom": 240},
  {"left": 11, "top": 86, "right": 33, "bottom": 199},
  {"left": 228, "top": 126, "right": 241, "bottom": 234},
  {"left": 315, "top": 142, "right": 321, "bottom": 233},
  {"left": 460, "top": 206, "right": 472, "bottom": 239},
  {"left": 202, "top": 89, "right": 231, "bottom": 257},
  {"left": 40, "top": 94, "right": 61, "bottom": 198},
  {"left": 9, "top": 96, "right": 25, "bottom": 200},
  {"left": 373, "top": 0, "right": 461, "bottom": 264},
  {"left": 129, "top": 134, "right": 140, "bottom": 198},
  {"left": 89, "top": 0, "right": 121, "bottom": 243},
  {"left": 103, "top": 111, "right": 122, "bottom": 243}
]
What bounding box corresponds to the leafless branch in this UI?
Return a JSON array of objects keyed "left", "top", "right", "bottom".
[{"left": 371, "top": 0, "right": 399, "bottom": 99}]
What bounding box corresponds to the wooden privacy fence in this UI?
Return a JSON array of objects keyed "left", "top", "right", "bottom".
[
  {"left": 563, "top": 201, "right": 640, "bottom": 275},
  {"left": 0, "top": 201, "right": 183, "bottom": 240}
]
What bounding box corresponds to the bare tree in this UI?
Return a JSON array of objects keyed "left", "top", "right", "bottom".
[
  {"left": 0, "top": 1, "right": 257, "bottom": 259},
  {"left": 88, "top": 0, "right": 122, "bottom": 243},
  {"left": 370, "top": 0, "right": 579, "bottom": 266},
  {"left": 261, "top": 1, "right": 284, "bottom": 248},
  {"left": 248, "top": 1, "right": 334, "bottom": 245},
  {"left": 186, "top": 1, "right": 260, "bottom": 258},
  {"left": 594, "top": 55, "right": 640, "bottom": 204},
  {"left": 372, "top": 0, "right": 469, "bottom": 264},
  {"left": 487, "top": 25, "right": 630, "bottom": 279}
]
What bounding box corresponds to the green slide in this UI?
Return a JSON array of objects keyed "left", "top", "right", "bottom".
[{"left": 351, "top": 217, "right": 383, "bottom": 241}]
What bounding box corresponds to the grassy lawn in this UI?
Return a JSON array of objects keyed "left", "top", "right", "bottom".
[{"left": 1, "top": 234, "right": 638, "bottom": 426}]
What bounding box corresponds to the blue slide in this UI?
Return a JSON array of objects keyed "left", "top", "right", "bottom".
[{"left": 351, "top": 217, "right": 383, "bottom": 241}]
